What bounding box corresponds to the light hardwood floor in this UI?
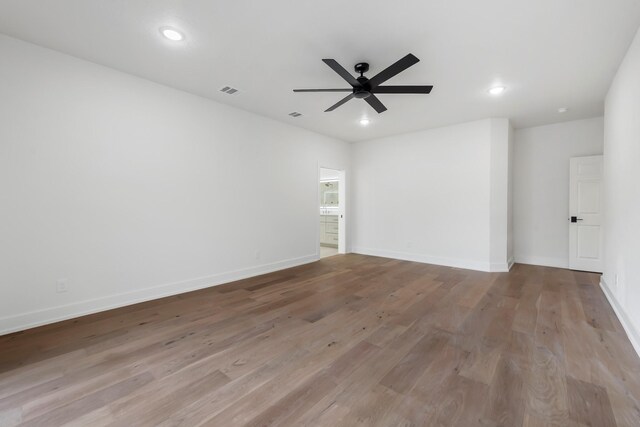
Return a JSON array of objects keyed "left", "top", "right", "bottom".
[{"left": 1, "top": 254, "right": 639, "bottom": 426}]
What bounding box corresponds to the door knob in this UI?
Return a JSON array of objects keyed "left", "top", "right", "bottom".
[{"left": 570, "top": 216, "right": 584, "bottom": 223}]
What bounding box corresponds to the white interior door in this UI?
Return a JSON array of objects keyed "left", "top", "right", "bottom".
[
  {"left": 569, "top": 155, "right": 603, "bottom": 272},
  {"left": 337, "top": 169, "right": 346, "bottom": 254}
]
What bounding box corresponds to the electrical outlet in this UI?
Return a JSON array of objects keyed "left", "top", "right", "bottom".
[{"left": 56, "top": 279, "right": 68, "bottom": 293}]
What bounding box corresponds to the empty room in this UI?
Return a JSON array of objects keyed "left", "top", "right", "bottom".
[{"left": 1, "top": 1, "right": 640, "bottom": 426}]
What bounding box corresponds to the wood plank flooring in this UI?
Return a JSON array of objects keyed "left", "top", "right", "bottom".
[{"left": 1, "top": 254, "right": 639, "bottom": 426}]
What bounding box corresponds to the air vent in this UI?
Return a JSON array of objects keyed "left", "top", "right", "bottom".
[
  {"left": 288, "top": 112, "right": 303, "bottom": 118},
  {"left": 219, "top": 86, "right": 239, "bottom": 95}
]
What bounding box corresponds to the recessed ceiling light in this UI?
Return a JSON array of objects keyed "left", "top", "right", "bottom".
[
  {"left": 558, "top": 107, "right": 568, "bottom": 113},
  {"left": 160, "top": 27, "right": 184, "bottom": 41},
  {"left": 488, "top": 86, "right": 506, "bottom": 96},
  {"left": 359, "top": 118, "right": 370, "bottom": 126}
]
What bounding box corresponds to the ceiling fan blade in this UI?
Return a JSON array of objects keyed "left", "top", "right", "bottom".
[
  {"left": 325, "top": 93, "right": 356, "bottom": 112},
  {"left": 364, "top": 94, "right": 387, "bottom": 113},
  {"left": 322, "top": 59, "right": 360, "bottom": 87},
  {"left": 373, "top": 85, "right": 433, "bottom": 94},
  {"left": 293, "top": 88, "right": 352, "bottom": 92},
  {"left": 367, "top": 54, "right": 420, "bottom": 89}
]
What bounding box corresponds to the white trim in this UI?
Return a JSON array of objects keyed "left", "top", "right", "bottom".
[
  {"left": 490, "top": 262, "right": 511, "bottom": 273},
  {"left": 507, "top": 256, "right": 515, "bottom": 271},
  {"left": 0, "top": 254, "right": 319, "bottom": 336},
  {"left": 514, "top": 255, "right": 569, "bottom": 269},
  {"left": 352, "top": 247, "right": 492, "bottom": 272},
  {"left": 600, "top": 277, "right": 640, "bottom": 358}
]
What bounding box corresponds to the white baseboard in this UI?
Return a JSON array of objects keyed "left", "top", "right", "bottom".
[
  {"left": 490, "top": 261, "right": 512, "bottom": 273},
  {"left": 600, "top": 277, "right": 640, "bottom": 358},
  {"left": 507, "top": 256, "right": 515, "bottom": 271},
  {"left": 351, "top": 247, "right": 493, "bottom": 272},
  {"left": 0, "top": 254, "right": 319, "bottom": 336},
  {"left": 514, "top": 255, "right": 569, "bottom": 269}
]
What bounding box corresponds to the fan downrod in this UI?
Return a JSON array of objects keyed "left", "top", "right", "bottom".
[{"left": 354, "top": 62, "right": 369, "bottom": 76}]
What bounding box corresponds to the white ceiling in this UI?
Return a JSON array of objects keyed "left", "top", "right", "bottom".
[{"left": 1, "top": 0, "right": 639, "bottom": 142}]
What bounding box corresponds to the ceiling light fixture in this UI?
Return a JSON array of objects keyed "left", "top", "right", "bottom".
[
  {"left": 359, "top": 118, "right": 370, "bottom": 126},
  {"left": 488, "top": 86, "right": 506, "bottom": 96},
  {"left": 558, "top": 107, "right": 568, "bottom": 113},
  {"left": 160, "top": 27, "right": 184, "bottom": 41}
]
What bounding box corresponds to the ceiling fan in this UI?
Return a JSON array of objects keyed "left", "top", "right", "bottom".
[{"left": 293, "top": 53, "right": 433, "bottom": 114}]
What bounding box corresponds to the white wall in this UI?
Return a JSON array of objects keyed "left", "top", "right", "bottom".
[
  {"left": 0, "top": 35, "right": 351, "bottom": 335},
  {"left": 601, "top": 28, "right": 640, "bottom": 354},
  {"left": 507, "top": 123, "right": 515, "bottom": 265},
  {"left": 351, "top": 118, "right": 511, "bottom": 272},
  {"left": 490, "top": 118, "right": 511, "bottom": 270},
  {"left": 513, "top": 117, "right": 604, "bottom": 268},
  {"left": 320, "top": 168, "right": 341, "bottom": 181}
]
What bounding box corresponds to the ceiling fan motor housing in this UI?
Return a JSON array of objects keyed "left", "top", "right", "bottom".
[{"left": 354, "top": 75, "right": 372, "bottom": 98}]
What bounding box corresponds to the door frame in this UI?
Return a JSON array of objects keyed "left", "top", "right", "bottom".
[{"left": 318, "top": 165, "right": 347, "bottom": 255}]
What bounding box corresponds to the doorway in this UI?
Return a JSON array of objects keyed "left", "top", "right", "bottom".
[
  {"left": 569, "top": 155, "right": 603, "bottom": 272},
  {"left": 319, "top": 167, "right": 346, "bottom": 258}
]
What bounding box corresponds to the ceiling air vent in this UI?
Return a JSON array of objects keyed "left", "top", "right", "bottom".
[
  {"left": 219, "top": 86, "right": 239, "bottom": 95},
  {"left": 288, "top": 112, "right": 303, "bottom": 118}
]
